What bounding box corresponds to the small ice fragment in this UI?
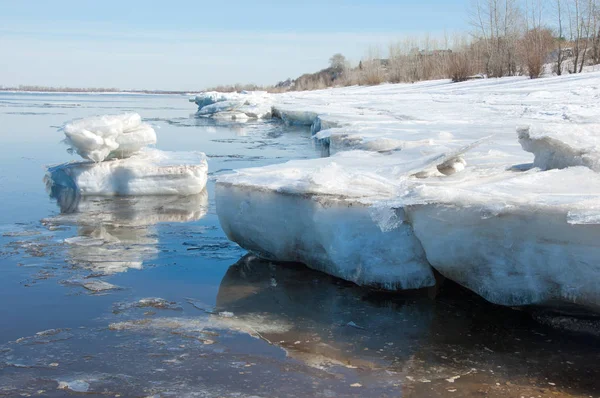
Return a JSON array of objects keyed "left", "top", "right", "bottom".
[
  {"left": 65, "top": 279, "right": 119, "bottom": 292},
  {"left": 57, "top": 380, "right": 90, "bottom": 393},
  {"left": 114, "top": 298, "right": 182, "bottom": 313},
  {"left": 218, "top": 311, "right": 234, "bottom": 318},
  {"left": 350, "top": 383, "right": 362, "bottom": 388},
  {"left": 346, "top": 321, "right": 365, "bottom": 330}
]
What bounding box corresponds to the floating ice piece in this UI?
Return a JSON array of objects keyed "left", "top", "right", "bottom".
[
  {"left": 46, "top": 148, "right": 208, "bottom": 196},
  {"left": 113, "top": 298, "right": 182, "bottom": 313},
  {"left": 408, "top": 167, "right": 600, "bottom": 311},
  {"left": 63, "top": 113, "right": 157, "bottom": 162},
  {"left": 194, "top": 91, "right": 273, "bottom": 119},
  {"left": 64, "top": 279, "right": 120, "bottom": 292},
  {"left": 57, "top": 380, "right": 90, "bottom": 393},
  {"left": 517, "top": 124, "right": 600, "bottom": 172}
]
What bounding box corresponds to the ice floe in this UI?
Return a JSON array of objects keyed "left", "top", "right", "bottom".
[
  {"left": 52, "top": 113, "right": 209, "bottom": 196},
  {"left": 46, "top": 148, "right": 208, "bottom": 196}
]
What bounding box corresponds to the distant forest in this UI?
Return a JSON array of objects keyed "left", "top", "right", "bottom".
[{"left": 0, "top": 85, "right": 191, "bottom": 95}]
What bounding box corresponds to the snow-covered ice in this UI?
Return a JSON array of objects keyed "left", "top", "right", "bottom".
[
  {"left": 63, "top": 113, "right": 157, "bottom": 162},
  {"left": 46, "top": 148, "right": 208, "bottom": 196},
  {"left": 215, "top": 72, "right": 600, "bottom": 312}
]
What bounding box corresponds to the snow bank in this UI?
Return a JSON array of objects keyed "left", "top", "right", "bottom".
[
  {"left": 63, "top": 113, "right": 156, "bottom": 162},
  {"left": 518, "top": 124, "right": 600, "bottom": 171},
  {"left": 193, "top": 91, "right": 272, "bottom": 120},
  {"left": 46, "top": 148, "right": 208, "bottom": 196}
]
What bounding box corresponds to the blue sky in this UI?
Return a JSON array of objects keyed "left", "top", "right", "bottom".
[{"left": 1, "top": 0, "right": 470, "bottom": 90}]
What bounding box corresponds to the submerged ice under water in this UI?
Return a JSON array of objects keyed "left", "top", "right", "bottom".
[{"left": 0, "top": 92, "right": 599, "bottom": 397}]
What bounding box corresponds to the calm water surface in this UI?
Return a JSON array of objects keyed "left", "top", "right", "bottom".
[{"left": 0, "top": 92, "right": 599, "bottom": 397}]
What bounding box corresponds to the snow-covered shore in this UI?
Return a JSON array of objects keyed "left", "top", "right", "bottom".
[{"left": 202, "top": 73, "right": 600, "bottom": 313}]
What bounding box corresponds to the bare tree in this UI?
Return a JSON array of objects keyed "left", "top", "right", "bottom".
[
  {"left": 565, "top": 0, "right": 593, "bottom": 73},
  {"left": 555, "top": 0, "right": 566, "bottom": 75},
  {"left": 470, "top": 0, "right": 523, "bottom": 77}
]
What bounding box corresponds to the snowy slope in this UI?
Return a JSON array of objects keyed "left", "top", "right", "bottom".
[{"left": 215, "top": 73, "right": 600, "bottom": 312}]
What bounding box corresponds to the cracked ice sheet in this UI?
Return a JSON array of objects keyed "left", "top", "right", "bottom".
[{"left": 46, "top": 148, "right": 208, "bottom": 196}]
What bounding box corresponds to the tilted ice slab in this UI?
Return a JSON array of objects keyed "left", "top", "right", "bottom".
[
  {"left": 193, "top": 91, "right": 273, "bottom": 120},
  {"left": 407, "top": 167, "right": 600, "bottom": 312},
  {"left": 518, "top": 124, "right": 600, "bottom": 172},
  {"left": 46, "top": 148, "right": 208, "bottom": 196},
  {"left": 63, "top": 113, "right": 157, "bottom": 162}
]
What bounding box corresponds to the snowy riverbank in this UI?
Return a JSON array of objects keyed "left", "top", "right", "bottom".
[{"left": 195, "top": 73, "right": 600, "bottom": 313}]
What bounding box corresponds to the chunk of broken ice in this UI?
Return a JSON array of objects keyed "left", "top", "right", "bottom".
[
  {"left": 518, "top": 124, "right": 600, "bottom": 172},
  {"left": 63, "top": 113, "right": 157, "bottom": 162}
]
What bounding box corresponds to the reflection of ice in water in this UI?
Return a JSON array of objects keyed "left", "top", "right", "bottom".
[
  {"left": 215, "top": 254, "right": 433, "bottom": 370},
  {"left": 44, "top": 186, "right": 208, "bottom": 275}
]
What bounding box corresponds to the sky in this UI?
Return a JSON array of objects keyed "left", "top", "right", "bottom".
[{"left": 0, "top": 0, "right": 470, "bottom": 91}]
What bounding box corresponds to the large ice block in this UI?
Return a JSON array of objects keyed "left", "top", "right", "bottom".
[{"left": 408, "top": 167, "right": 600, "bottom": 312}]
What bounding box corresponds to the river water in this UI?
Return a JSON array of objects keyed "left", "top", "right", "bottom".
[{"left": 0, "top": 92, "right": 598, "bottom": 397}]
